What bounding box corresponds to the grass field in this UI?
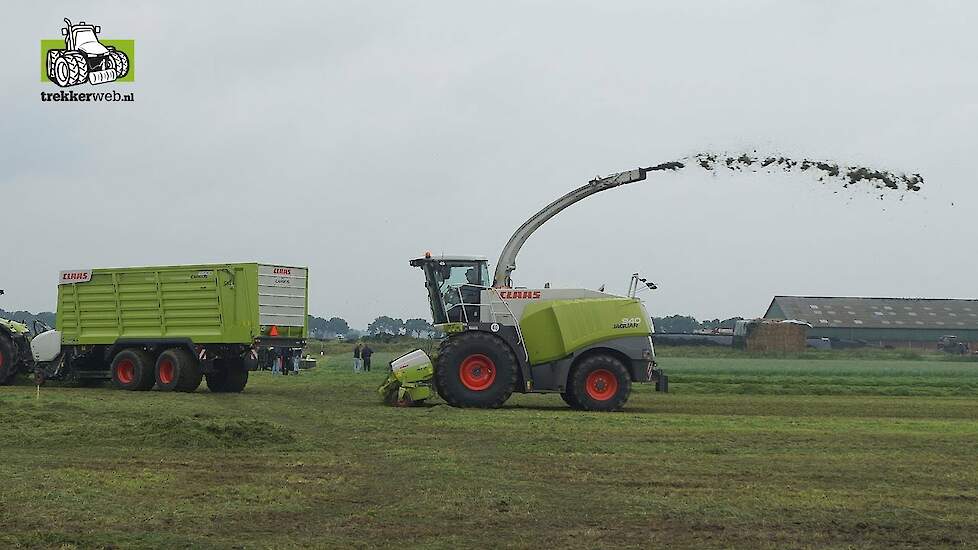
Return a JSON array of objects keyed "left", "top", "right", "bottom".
[{"left": 2, "top": 349, "right": 978, "bottom": 549}]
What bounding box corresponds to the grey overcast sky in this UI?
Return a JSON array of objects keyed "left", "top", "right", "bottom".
[{"left": 2, "top": 1, "right": 975, "bottom": 328}]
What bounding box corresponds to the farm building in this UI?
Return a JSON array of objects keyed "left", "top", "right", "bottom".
[{"left": 764, "top": 296, "right": 978, "bottom": 350}]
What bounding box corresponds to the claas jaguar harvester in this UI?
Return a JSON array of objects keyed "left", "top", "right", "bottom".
[
  {"left": 382, "top": 166, "right": 668, "bottom": 411},
  {"left": 30, "top": 263, "right": 308, "bottom": 392}
]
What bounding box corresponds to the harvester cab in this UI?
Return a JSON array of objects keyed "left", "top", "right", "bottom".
[
  {"left": 410, "top": 255, "right": 489, "bottom": 325},
  {"left": 379, "top": 166, "right": 669, "bottom": 410},
  {"left": 46, "top": 19, "right": 130, "bottom": 87}
]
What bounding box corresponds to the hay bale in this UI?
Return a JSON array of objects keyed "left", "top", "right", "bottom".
[{"left": 744, "top": 320, "right": 808, "bottom": 353}]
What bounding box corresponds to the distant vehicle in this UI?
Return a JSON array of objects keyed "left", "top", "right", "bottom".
[
  {"left": 30, "top": 263, "right": 309, "bottom": 392},
  {"left": 0, "top": 290, "right": 34, "bottom": 385},
  {"left": 335, "top": 334, "right": 346, "bottom": 341},
  {"left": 938, "top": 335, "right": 971, "bottom": 355}
]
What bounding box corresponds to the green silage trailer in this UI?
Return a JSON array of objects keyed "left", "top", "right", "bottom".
[{"left": 29, "top": 263, "right": 309, "bottom": 392}]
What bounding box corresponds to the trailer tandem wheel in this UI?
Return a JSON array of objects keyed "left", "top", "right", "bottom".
[
  {"left": 111, "top": 349, "right": 156, "bottom": 391},
  {"left": 155, "top": 348, "right": 203, "bottom": 392},
  {"left": 206, "top": 357, "right": 249, "bottom": 393}
]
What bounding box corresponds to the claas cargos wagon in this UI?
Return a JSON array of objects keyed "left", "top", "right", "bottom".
[{"left": 29, "top": 263, "right": 308, "bottom": 393}]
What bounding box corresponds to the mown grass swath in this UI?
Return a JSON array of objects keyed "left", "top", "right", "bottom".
[{"left": 1, "top": 345, "right": 977, "bottom": 548}]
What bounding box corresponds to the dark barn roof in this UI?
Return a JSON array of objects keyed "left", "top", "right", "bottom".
[{"left": 764, "top": 296, "right": 978, "bottom": 331}]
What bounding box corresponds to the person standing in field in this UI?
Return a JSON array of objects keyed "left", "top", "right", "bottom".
[
  {"left": 271, "top": 349, "right": 282, "bottom": 375},
  {"left": 361, "top": 344, "right": 374, "bottom": 372},
  {"left": 353, "top": 342, "right": 363, "bottom": 373}
]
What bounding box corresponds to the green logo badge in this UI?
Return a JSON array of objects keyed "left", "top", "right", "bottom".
[{"left": 41, "top": 18, "right": 134, "bottom": 86}]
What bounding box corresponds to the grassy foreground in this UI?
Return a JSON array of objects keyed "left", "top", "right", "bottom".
[{"left": 2, "top": 352, "right": 978, "bottom": 549}]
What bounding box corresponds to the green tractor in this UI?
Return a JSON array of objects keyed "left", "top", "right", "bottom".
[
  {"left": 0, "top": 290, "right": 33, "bottom": 385},
  {"left": 380, "top": 166, "right": 668, "bottom": 411}
]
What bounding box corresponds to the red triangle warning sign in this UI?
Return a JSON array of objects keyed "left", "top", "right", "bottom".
[{"left": 269, "top": 325, "right": 279, "bottom": 337}]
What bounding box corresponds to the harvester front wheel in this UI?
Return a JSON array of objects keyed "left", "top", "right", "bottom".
[
  {"left": 111, "top": 349, "right": 156, "bottom": 391},
  {"left": 0, "top": 334, "right": 17, "bottom": 386},
  {"left": 155, "top": 348, "right": 202, "bottom": 392},
  {"left": 435, "top": 332, "right": 517, "bottom": 408},
  {"left": 567, "top": 354, "right": 631, "bottom": 411}
]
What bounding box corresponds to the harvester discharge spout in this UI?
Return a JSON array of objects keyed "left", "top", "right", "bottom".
[{"left": 492, "top": 163, "right": 679, "bottom": 288}]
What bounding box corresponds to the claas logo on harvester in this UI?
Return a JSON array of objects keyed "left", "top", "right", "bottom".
[{"left": 498, "top": 290, "right": 542, "bottom": 299}]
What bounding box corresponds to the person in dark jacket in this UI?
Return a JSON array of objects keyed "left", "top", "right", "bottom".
[
  {"left": 361, "top": 344, "right": 374, "bottom": 372},
  {"left": 353, "top": 343, "right": 363, "bottom": 373}
]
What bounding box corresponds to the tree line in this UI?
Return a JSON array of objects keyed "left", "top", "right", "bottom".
[
  {"left": 308, "top": 315, "right": 440, "bottom": 339},
  {"left": 3, "top": 308, "right": 741, "bottom": 339},
  {"left": 652, "top": 315, "right": 745, "bottom": 334}
]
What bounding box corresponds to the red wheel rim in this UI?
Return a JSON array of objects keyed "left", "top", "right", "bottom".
[
  {"left": 116, "top": 359, "right": 135, "bottom": 384},
  {"left": 585, "top": 369, "right": 619, "bottom": 401},
  {"left": 158, "top": 359, "right": 174, "bottom": 385},
  {"left": 459, "top": 354, "right": 496, "bottom": 391}
]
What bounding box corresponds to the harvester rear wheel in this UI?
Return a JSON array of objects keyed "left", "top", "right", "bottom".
[
  {"left": 567, "top": 354, "right": 631, "bottom": 411},
  {"left": 155, "top": 348, "right": 202, "bottom": 392},
  {"left": 206, "top": 357, "right": 249, "bottom": 393},
  {"left": 111, "top": 349, "right": 156, "bottom": 391},
  {"left": 434, "top": 332, "right": 517, "bottom": 408},
  {"left": 0, "top": 334, "right": 17, "bottom": 386}
]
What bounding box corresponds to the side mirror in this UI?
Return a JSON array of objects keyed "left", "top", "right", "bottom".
[
  {"left": 94, "top": 26, "right": 101, "bottom": 33},
  {"left": 61, "top": 28, "right": 67, "bottom": 36}
]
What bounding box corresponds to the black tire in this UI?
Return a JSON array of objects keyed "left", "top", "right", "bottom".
[
  {"left": 559, "top": 390, "right": 580, "bottom": 409},
  {"left": 107, "top": 50, "right": 129, "bottom": 78},
  {"left": 111, "top": 349, "right": 155, "bottom": 391},
  {"left": 155, "top": 348, "right": 202, "bottom": 392},
  {"left": 52, "top": 51, "right": 88, "bottom": 87},
  {"left": 434, "top": 332, "right": 517, "bottom": 408},
  {"left": 0, "top": 334, "right": 17, "bottom": 386},
  {"left": 206, "top": 357, "right": 249, "bottom": 393},
  {"left": 567, "top": 354, "right": 632, "bottom": 412},
  {"left": 46, "top": 50, "right": 61, "bottom": 80}
]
